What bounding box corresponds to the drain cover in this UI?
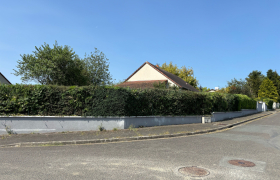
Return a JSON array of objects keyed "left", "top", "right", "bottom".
[
  {"left": 178, "top": 166, "right": 210, "bottom": 177},
  {"left": 228, "top": 160, "right": 256, "bottom": 167}
]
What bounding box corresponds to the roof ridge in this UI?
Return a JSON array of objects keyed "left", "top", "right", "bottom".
[
  {"left": 146, "top": 62, "right": 198, "bottom": 92},
  {"left": 124, "top": 62, "right": 147, "bottom": 82},
  {"left": 123, "top": 61, "right": 198, "bottom": 92},
  {"left": 146, "top": 62, "right": 182, "bottom": 88}
]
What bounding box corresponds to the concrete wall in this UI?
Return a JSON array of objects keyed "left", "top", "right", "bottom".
[
  {"left": 0, "top": 108, "right": 260, "bottom": 135},
  {"left": 273, "top": 102, "right": 277, "bottom": 109},
  {"left": 257, "top": 102, "right": 263, "bottom": 112},
  {"left": 256, "top": 102, "right": 267, "bottom": 112},
  {"left": 127, "top": 64, "right": 177, "bottom": 87},
  {"left": 0, "top": 115, "right": 204, "bottom": 135},
  {"left": 211, "top": 109, "right": 259, "bottom": 122},
  {"left": 211, "top": 111, "right": 243, "bottom": 122},
  {"left": 0, "top": 115, "right": 203, "bottom": 135},
  {"left": 124, "top": 116, "right": 203, "bottom": 129},
  {"left": 261, "top": 102, "right": 267, "bottom": 111},
  {"left": 0, "top": 116, "right": 125, "bottom": 135}
]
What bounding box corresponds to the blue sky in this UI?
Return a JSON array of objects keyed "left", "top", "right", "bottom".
[{"left": 1, "top": 0, "right": 279, "bottom": 88}]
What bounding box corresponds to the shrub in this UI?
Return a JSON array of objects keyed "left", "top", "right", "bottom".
[
  {"left": 262, "top": 98, "right": 274, "bottom": 109},
  {"left": 0, "top": 84, "right": 255, "bottom": 116},
  {"left": 235, "top": 94, "right": 256, "bottom": 110}
]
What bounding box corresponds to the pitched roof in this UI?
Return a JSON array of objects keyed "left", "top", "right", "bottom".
[
  {"left": 0, "top": 72, "right": 12, "bottom": 84},
  {"left": 125, "top": 62, "right": 199, "bottom": 92},
  {"left": 117, "top": 80, "right": 167, "bottom": 89}
]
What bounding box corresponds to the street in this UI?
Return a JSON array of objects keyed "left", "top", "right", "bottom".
[{"left": 0, "top": 112, "right": 280, "bottom": 180}]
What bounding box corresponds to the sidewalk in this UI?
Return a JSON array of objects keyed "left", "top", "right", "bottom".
[{"left": 0, "top": 111, "right": 277, "bottom": 148}]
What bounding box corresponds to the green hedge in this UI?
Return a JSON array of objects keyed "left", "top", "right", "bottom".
[
  {"left": 0, "top": 84, "right": 255, "bottom": 116},
  {"left": 235, "top": 94, "right": 256, "bottom": 110}
]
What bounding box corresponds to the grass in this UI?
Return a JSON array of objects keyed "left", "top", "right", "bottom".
[
  {"left": 40, "top": 142, "right": 65, "bottom": 146},
  {"left": 98, "top": 123, "right": 105, "bottom": 131},
  {"left": 5, "top": 126, "right": 16, "bottom": 135},
  {"left": 135, "top": 132, "right": 143, "bottom": 136},
  {"left": 128, "top": 124, "right": 138, "bottom": 132},
  {"left": 1, "top": 135, "right": 8, "bottom": 139}
]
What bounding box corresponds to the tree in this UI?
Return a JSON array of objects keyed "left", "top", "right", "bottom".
[
  {"left": 226, "top": 78, "right": 253, "bottom": 97},
  {"left": 258, "top": 78, "right": 279, "bottom": 101},
  {"left": 159, "top": 62, "right": 199, "bottom": 89},
  {"left": 13, "top": 42, "right": 112, "bottom": 86},
  {"left": 266, "top": 69, "right": 280, "bottom": 95},
  {"left": 83, "top": 48, "right": 112, "bottom": 86},
  {"left": 199, "top": 86, "right": 210, "bottom": 92},
  {"left": 245, "top": 70, "right": 265, "bottom": 97}
]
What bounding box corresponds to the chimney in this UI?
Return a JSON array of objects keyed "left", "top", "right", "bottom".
[{"left": 156, "top": 65, "right": 159, "bottom": 67}]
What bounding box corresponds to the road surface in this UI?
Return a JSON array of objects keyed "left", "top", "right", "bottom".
[{"left": 0, "top": 112, "right": 280, "bottom": 179}]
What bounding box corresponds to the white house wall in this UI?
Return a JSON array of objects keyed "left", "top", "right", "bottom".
[{"left": 127, "top": 64, "right": 177, "bottom": 87}]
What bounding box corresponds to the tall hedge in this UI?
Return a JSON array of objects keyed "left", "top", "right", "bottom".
[
  {"left": 235, "top": 94, "right": 257, "bottom": 110},
  {"left": 0, "top": 84, "right": 254, "bottom": 116}
]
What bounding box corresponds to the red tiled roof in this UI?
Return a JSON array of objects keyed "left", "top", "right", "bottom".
[
  {"left": 124, "top": 62, "right": 198, "bottom": 92},
  {"left": 0, "top": 72, "right": 12, "bottom": 84},
  {"left": 117, "top": 80, "right": 167, "bottom": 89}
]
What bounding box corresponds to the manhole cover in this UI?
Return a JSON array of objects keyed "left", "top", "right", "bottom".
[
  {"left": 178, "top": 166, "right": 210, "bottom": 177},
  {"left": 228, "top": 160, "right": 256, "bottom": 167}
]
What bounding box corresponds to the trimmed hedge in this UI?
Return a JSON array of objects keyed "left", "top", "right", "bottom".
[
  {"left": 235, "top": 94, "right": 256, "bottom": 110},
  {"left": 0, "top": 84, "right": 256, "bottom": 116}
]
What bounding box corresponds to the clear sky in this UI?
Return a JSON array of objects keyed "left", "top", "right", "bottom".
[{"left": 1, "top": 0, "right": 279, "bottom": 88}]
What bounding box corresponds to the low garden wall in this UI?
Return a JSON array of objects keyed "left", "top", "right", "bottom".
[
  {"left": 0, "top": 109, "right": 260, "bottom": 135},
  {"left": 211, "top": 109, "right": 258, "bottom": 122},
  {"left": 0, "top": 115, "right": 203, "bottom": 135}
]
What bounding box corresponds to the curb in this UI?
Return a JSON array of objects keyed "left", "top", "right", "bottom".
[{"left": 0, "top": 111, "right": 275, "bottom": 148}]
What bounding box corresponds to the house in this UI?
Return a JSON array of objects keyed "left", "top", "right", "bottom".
[
  {"left": 117, "top": 61, "right": 198, "bottom": 92},
  {"left": 208, "top": 87, "right": 219, "bottom": 92},
  {"left": 0, "top": 72, "right": 11, "bottom": 85}
]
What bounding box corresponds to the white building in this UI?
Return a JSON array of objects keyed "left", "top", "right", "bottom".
[{"left": 117, "top": 61, "right": 198, "bottom": 91}]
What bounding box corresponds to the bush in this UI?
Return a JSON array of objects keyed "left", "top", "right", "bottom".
[
  {"left": 204, "top": 92, "right": 239, "bottom": 112},
  {"left": 235, "top": 94, "right": 256, "bottom": 110},
  {"left": 0, "top": 84, "right": 255, "bottom": 116}
]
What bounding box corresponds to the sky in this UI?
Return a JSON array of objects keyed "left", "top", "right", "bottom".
[{"left": 1, "top": 0, "right": 279, "bottom": 88}]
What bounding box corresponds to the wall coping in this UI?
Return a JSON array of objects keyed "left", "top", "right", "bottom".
[
  {"left": 212, "top": 109, "right": 257, "bottom": 114},
  {"left": 0, "top": 115, "right": 210, "bottom": 119},
  {"left": 212, "top": 111, "right": 242, "bottom": 114},
  {"left": 241, "top": 109, "right": 257, "bottom": 111}
]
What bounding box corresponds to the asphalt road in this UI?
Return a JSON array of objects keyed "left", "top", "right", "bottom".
[{"left": 0, "top": 112, "right": 280, "bottom": 180}]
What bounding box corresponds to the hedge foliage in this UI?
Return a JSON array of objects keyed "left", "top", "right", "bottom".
[
  {"left": 0, "top": 84, "right": 256, "bottom": 116},
  {"left": 263, "top": 98, "right": 274, "bottom": 109},
  {"left": 235, "top": 94, "right": 257, "bottom": 110}
]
